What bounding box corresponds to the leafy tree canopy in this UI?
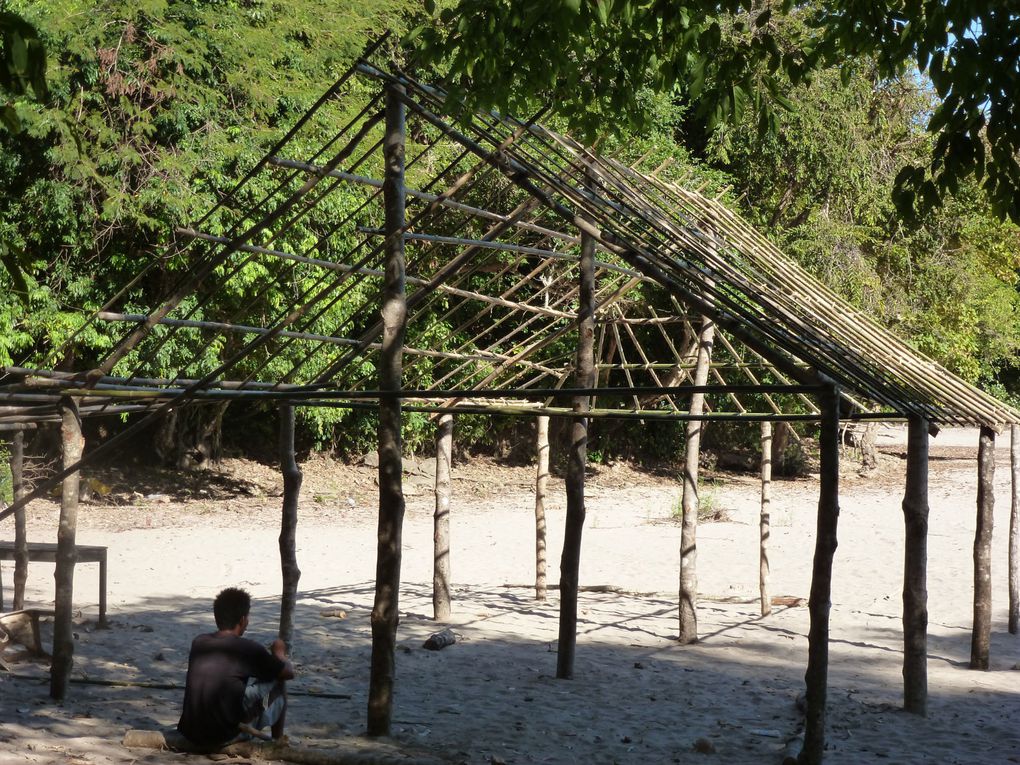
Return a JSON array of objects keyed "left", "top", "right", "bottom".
[
  {"left": 414, "top": 1, "right": 1020, "bottom": 225},
  {"left": 0, "top": 9, "right": 47, "bottom": 131}
]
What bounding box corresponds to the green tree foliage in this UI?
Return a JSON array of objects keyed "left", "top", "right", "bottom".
[
  {"left": 2, "top": 0, "right": 408, "bottom": 362},
  {"left": 2, "top": 0, "right": 1017, "bottom": 465},
  {"left": 0, "top": 9, "right": 47, "bottom": 130},
  {"left": 0, "top": 0, "right": 417, "bottom": 457},
  {"left": 713, "top": 40, "right": 1020, "bottom": 388},
  {"left": 417, "top": 0, "right": 1020, "bottom": 402},
  {"left": 0, "top": 8, "right": 48, "bottom": 295},
  {"left": 415, "top": 1, "right": 1020, "bottom": 226}
]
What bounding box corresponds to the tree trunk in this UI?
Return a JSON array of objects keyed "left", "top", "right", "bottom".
[
  {"left": 433, "top": 413, "right": 453, "bottom": 622},
  {"left": 858, "top": 420, "right": 878, "bottom": 472},
  {"left": 278, "top": 405, "right": 302, "bottom": 648},
  {"left": 772, "top": 421, "right": 791, "bottom": 474},
  {"left": 678, "top": 315, "right": 715, "bottom": 644},
  {"left": 535, "top": 415, "right": 550, "bottom": 602},
  {"left": 11, "top": 431, "right": 28, "bottom": 611},
  {"left": 1009, "top": 424, "right": 1019, "bottom": 635},
  {"left": 51, "top": 397, "right": 84, "bottom": 700},
  {"left": 556, "top": 229, "right": 595, "bottom": 680},
  {"left": 970, "top": 426, "right": 995, "bottom": 670},
  {"left": 800, "top": 385, "right": 840, "bottom": 765},
  {"left": 760, "top": 421, "right": 772, "bottom": 618},
  {"left": 153, "top": 401, "right": 228, "bottom": 469},
  {"left": 368, "top": 83, "right": 407, "bottom": 737},
  {"left": 902, "top": 415, "right": 929, "bottom": 715}
]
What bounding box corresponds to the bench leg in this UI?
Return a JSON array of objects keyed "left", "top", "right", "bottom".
[{"left": 98, "top": 554, "right": 108, "bottom": 627}]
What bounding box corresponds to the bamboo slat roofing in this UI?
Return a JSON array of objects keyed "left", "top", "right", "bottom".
[{"left": 1, "top": 51, "right": 1017, "bottom": 433}]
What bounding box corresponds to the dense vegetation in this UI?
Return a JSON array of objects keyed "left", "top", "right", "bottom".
[{"left": 1, "top": 1, "right": 1017, "bottom": 466}]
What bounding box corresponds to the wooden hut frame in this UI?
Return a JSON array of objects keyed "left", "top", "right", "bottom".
[{"left": 2, "top": 50, "right": 1020, "bottom": 763}]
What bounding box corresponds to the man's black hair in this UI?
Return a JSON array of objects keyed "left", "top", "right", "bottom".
[{"left": 213, "top": 587, "right": 251, "bottom": 630}]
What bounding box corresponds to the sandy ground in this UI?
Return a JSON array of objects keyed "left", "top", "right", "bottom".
[{"left": 1, "top": 425, "right": 1018, "bottom": 764}]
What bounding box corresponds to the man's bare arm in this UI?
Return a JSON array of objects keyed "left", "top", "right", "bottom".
[{"left": 270, "top": 638, "right": 295, "bottom": 680}]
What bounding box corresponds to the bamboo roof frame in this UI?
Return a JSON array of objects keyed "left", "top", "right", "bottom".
[
  {"left": 0, "top": 45, "right": 1015, "bottom": 761},
  {"left": 1, "top": 52, "right": 1018, "bottom": 455}
]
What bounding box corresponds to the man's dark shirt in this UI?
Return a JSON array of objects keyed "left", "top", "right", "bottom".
[{"left": 177, "top": 632, "right": 285, "bottom": 746}]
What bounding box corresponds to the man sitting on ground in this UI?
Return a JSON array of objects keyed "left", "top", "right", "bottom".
[{"left": 177, "top": 587, "right": 295, "bottom": 748}]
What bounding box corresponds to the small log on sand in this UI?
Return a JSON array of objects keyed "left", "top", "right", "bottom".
[{"left": 123, "top": 728, "right": 450, "bottom": 765}]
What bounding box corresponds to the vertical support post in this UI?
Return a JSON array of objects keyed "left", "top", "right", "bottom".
[
  {"left": 556, "top": 229, "right": 596, "bottom": 680},
  {"left": 367, "top": 83, "right": 407, "bottom": 737},
  {"left": 970, "top": 425, "right": 995, "bottom": 669},
  {"left": 1009, "top": 423, "right": 1018, "bottom": 635},
  {"left": 678, "top": 315, "right": 715, "bottom": 644},
  {"left": 11, "top": 430, "right": 28, "bottom": 611},
  {"left": 902, "top": 414, "right": 929, "bottom": 715},
  {"left": 535, "top": 415, "right": 550, "bottom": 602},
  {"left": 759, "top": 421, "right": 773, "bottom": 617},
  {"left": 433, "top": 413, "right": 453, "bottom": 622},
  {"left": 801, "top": 385, "right": 840, "bottom": 765},
  {"left": 278, "top": 404, "right": 302, "bottom": 648},
  {"left": 50, "top": 397, "right": 83, "bottom": 700}
]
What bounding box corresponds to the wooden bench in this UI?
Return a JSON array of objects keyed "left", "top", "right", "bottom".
[{"left": 0, "top": 542, "right": 108, "bottom": 625}]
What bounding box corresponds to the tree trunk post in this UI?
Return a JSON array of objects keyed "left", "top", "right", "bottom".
[
  {"left": 800, "top": 384, "right": 840, "bottom": 765},
  {"left": 50, "top": 397, "right": 83, "bottom": 700},
  {"left": 678, "top": 315, "right": 715, "bottom": 644},
  {"left": 901, "top": 414, "right": 929, "bottom": 715},
  {"left": 760, "top": 421, "right": 773, "bottom": 617},
  {"left": 433, "top": 413, "right": 453, "bottom": 622},
  {"left": 1009, "top": 424, "right": 1019, "bottom": 635},
  {"left": 367, "top": 82, "right": 407, "bottom": 737},
  {"left": 971, "top": 425, "right": 995, "bottom": 669},
  {"left": 535, "top": 415, "right": 550, "bottom": 602},
  {"left": 11, "top": 430, "right": 28, "bottom": 611},
  {"left": 278, "top": 405, "right": 302, "bottom": 648},
  {"left": 556, "top": 229, "right": 596, "bottom": 680}
]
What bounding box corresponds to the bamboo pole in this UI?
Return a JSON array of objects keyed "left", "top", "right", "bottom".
[
  {"left": 902, "top": 414, "right": 929, "bottom": 715},
  {"left": 759, "top": 421, "right": 772, "bottom": 617},
  {"left": 10, "top": 430, "right": 28, "bottom": 611},
  {"left": 970, "top": 425, "right": 995, "bottom": 670},
  {"left": 544, "top": 125, "right": 1012, "bottom": 424},
  {"left": 51, "top": 397, "right": 83, "bottom": 700},
  {"left": 267, "top": 156, "right": 579, "bottom": 246},
  {"left": 433, "top": 413, "right": 453, "bottom": 622},
  {"left": 535, "top": 415, "right": 550, "bottom": 602},
  {"left": 395, "top": 70, "right": 1016, "bottom": 425},
  {"left": 367, "top": 83, "right": 407, "bottom": 738},
  {"left": 1010, "top": 423, "right": 1019, "bottom": 635},
  {"left": 278, "top": 405, "right": 302, "bottom": 648},
  {"left": 556, "top": 228, "right": 596, "bottom": 680},
  {"left": 801, "top": 384, "right": 841, "bottom": 765},
  {"left": 678, "top": 315, "right": 716, "bottom": 644},
  {"left": 96, "top": 111, "right": 384, "bottom": 378}
]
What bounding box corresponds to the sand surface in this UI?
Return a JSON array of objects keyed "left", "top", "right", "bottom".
[{"left": 1, "top": 426, "right": 1018, "bottom": 764}]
